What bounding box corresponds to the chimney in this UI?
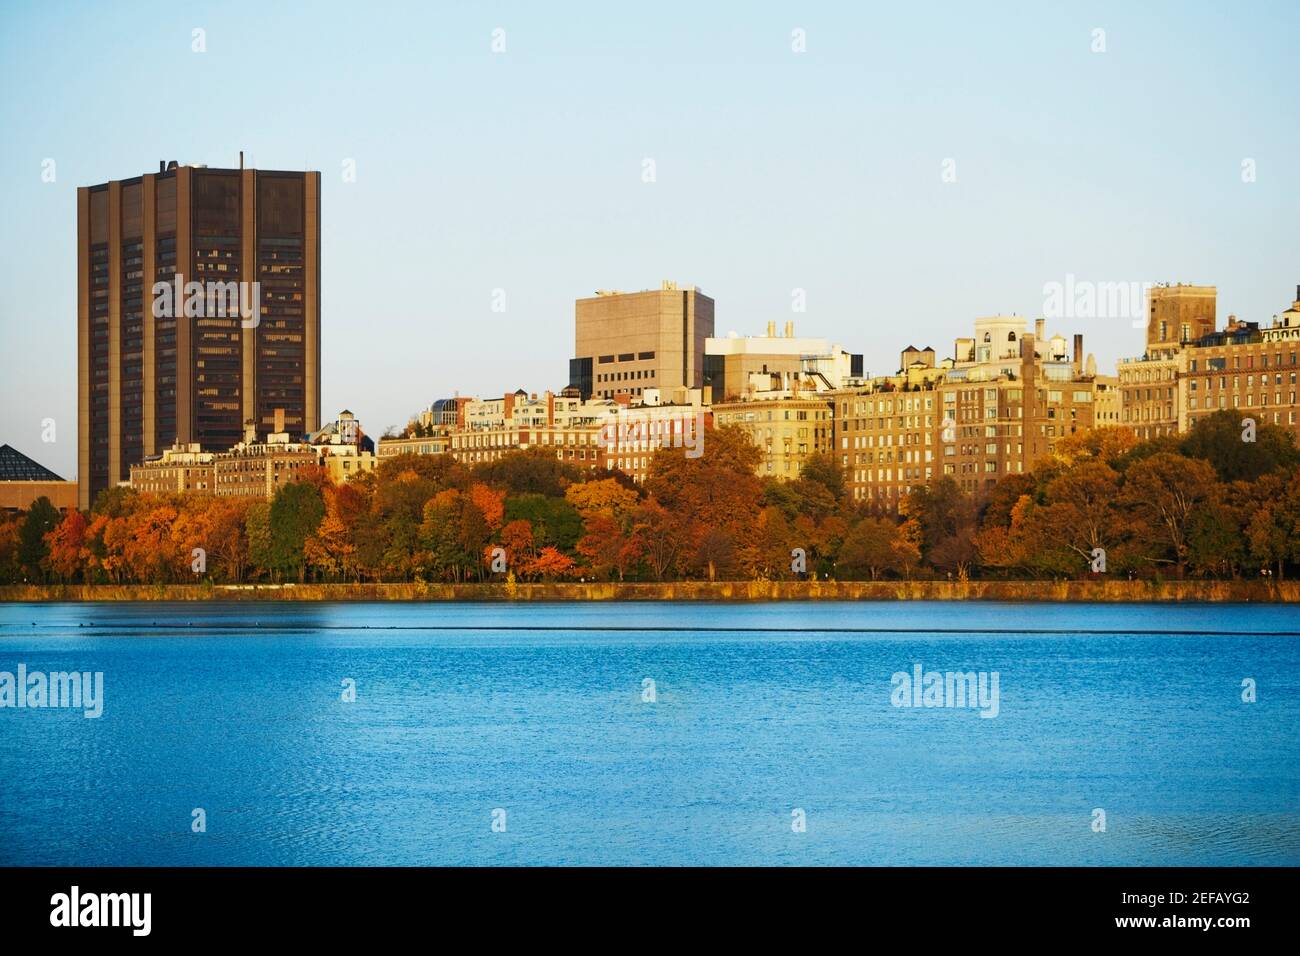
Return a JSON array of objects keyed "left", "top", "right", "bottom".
[
  {"left": 1035, "top": 317, "right": 1046, "bottom": 341},
  {"left": 767, "top": 320, "right": 776, "bottom": 337},
  {"left": 274, "top": 407, "right": 285, "bottom": 434},
  {"left": 1020, "top": 332, "right": 1035, "bottom": 361},
  {"left": 239, "top": 150, "right": 244, "bottom": 170},
  {"left": 243, "top": 419, "right": 257, "bottom": 444},
  {"left": 784, "top": 320, "right": 794, "bottom": 338},
  {"left": 159, "top": 160, "right": 166, "bottom": 173},
  {"left": 1073, "top": 334, "right": 1083, "bottom": 375}
]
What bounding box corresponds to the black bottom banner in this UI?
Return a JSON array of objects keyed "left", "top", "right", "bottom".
[{"left": 0, "top": 865, "right": 1284, "bottom": 941}]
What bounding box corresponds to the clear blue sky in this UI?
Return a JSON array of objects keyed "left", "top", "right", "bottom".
[{"left": 2, "top": 0, "right": 1297, "bottom": 479}]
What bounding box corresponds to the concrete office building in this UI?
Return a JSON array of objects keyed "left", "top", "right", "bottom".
[
  {"left": 569, "top": 281, "right": 714, "bottom": 400},
  {"left": 77, "top": 159, "right": 321, "bottom": 508}
]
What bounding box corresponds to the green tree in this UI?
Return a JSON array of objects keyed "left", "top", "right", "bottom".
[
  {"left": 17, "top": 497, "right": 60, "bottom": 581},
  {"left": 268, "top": 481, "right": 326, "bottom": 582},
  {"left": 1179, "top": 409, "right": 1300, "bottom": 483},
  {"left": 798, "top": 451, "right": 846, "bottom": 503},
  {"left": 504, "top": 494, "right": 582, "bottom": 552},
  {"left": 473, "top": 446, "right": 584, "bottom": 497}
]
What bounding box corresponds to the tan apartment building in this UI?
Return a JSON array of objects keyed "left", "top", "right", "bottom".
[
  {"left": 447, "top": 386, "right": 713, "bottom": 482},
  {"left": 129, "top": 409, "right": 370, "bottom": 499},
  {"left": 212, "top": 432, "right": 318, "bottom": 499},
  {"left": 1182, "top": 290, "right": 1300, "bottom": 437},
  {"left": 1118, "top": 351, "right": 1186, "bottom": 440},
  {"left": 1117, "top": 284, "right": 1300, "bottom": 444},
  {"left": 378, "top": 434, "right": 450, "bottom": 461},
  {"left": 308, "top": 410, "right": 376, "bottom": 484},
  {"left": 1146, "top": 283, "right": 1217, "bottom": 353},
  {"left": 832, "top": 320, "right": 1100, "bottom": 505},
  {"left": 77, "top": 159, "right": 321, "bottom": 509},
  {"left": 569, "top": 281, "right": 714, "bottom": 400},
  {"left": 128, "top": 443, "right": 215, "bottom": 494},
  {"left": 1093, "top": 375, "right": 1122, "bottom": 428},
  {"left": 713, "top": 395, "right": 834, "bottom": 479},
  {"left": 1118, "top": 284, "right": 1215, "bottom": 439},
  {"left": 597, "top": 388, "right": 711, "bottom": 483},
  {"left": 450, "top": 389, "right": 609, "bottom": 471}
]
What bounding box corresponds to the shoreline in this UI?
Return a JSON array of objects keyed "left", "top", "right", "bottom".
[{"left": 1, "top": 580, "right": 1296, "bottom": 602}]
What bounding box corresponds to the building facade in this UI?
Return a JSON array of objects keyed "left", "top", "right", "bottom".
[
  {"left": 831, "top": 320, "right": 1101, "bottom": 505},
  {"left": 1118, "top": 285, "right": 1300, "bottom": 444},
  {"left": 127, "top": 443, "right": 215, "bottom": 495},
  {"left": 704, "top": 322, "right": 862, "bottom": 403},
  {"left": 77, "top": 160, "right": 321, "bottom": 508},
  {"left": 0, "top": 445, "right": 79, "bottom": 513},
  {"left": 1182, "top": 291, "right": 1300, "bottom": 436},
  {"left": 713, "top": 396, "right": 834, "bottom": 479},
  {"left": 569, "top": 281, "right": 714, "bottom": 400}
]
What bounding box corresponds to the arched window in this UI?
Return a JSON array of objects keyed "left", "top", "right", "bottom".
[
  {"left": 1008, "top": 331, "right": 1017, "bottom": 341},
  {"left": 983, "top": 332, "right": 991, "bottom": 342}
]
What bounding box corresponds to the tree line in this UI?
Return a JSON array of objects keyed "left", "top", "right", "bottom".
[{"left": 3, "top": 410, "right": 1299, "bottom": 585}]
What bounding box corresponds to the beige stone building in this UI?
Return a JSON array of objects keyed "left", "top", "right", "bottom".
[
  {"left": 831, "top": 319, "right": 1101, "bottom": 505},
  {"left": 378, "top": 434, "right": 450, "bottom": 461},
  {"left": 596, "top": 388, "right": 710, "bottom": 483},
  {"left": 1117, "top": 284, "right": 1300, "bottom": 445},
  {"left": 212, "top": 431, "right": 317, "bottom": 499},
  {"left": 713, "top": 395, "right": 834, "bottom": 479},
  {"left": 308, "top": 410, "right": 376, "bottom": 484},
  {"left": 128, "top": 443, "right": 215, "bottom": 495},
  {"left": 1118, "top": 351, "right": 1185, "bottom": 440},
  {"left": 569, "top": 281, "right": 714, "bottom": 400},
  {"left": 1183, "top": 291, "right": 1300, "bottom": 436},
  {"left": 450, "top": 389, "right": 608, "bottom": 470}
]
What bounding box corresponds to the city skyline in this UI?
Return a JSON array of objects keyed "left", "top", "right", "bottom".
[{"left": 3, "top": 0, "right": 1300, "bottom": 480}]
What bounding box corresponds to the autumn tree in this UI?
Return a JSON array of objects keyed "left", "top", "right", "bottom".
[
  {"left": 838, "top": 516, "right": 917, "bottom": 580},
  {"left": 1120, "top": 452, "right": 1218, "bottom": 577},
  {"left": 565, "top": 478, "right": 639, "bottom": 523},
  {"left": 524, "top": 546, "right": 577, "bottom": 581},
  {"left": 646, "top": 424, "right": 761, "bottom": 580},
  {"left": 632, "top": 498, "right": 685, "bottom": 581},
  {"left": 1027, "top": 461, "right": 1123, "bottom": 575},
  {"left": 900, "top": 477, "right": 977, "bottom": 576}
]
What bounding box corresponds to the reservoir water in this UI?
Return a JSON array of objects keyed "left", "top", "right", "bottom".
[{"left": 1, "top": 601, "right": 1296, "bottom": 866}]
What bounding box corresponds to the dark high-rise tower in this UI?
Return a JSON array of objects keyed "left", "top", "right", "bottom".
[{"left": 76, "top": 161, "right": 321, "bottom": 509}]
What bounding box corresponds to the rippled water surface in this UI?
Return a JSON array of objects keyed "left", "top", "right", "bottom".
[{"left": 1, "top": 601, "right": 1297, "bottom": 865}]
